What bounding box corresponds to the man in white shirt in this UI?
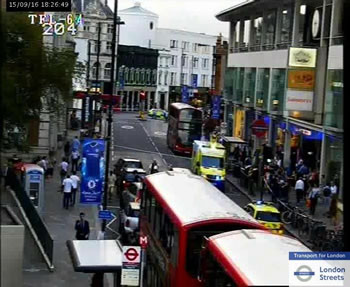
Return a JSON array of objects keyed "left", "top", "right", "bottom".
[
  {"left": 295, "top": 177, "right": 305, "bottom": 204},
  {"left": 62, "top": 174, "right": 73, "bottom": 209},
  {"left": 60, "top": 158, "right": 69, "bottom": 183},
  {"left": 70, "top": 171, "right": 80, "bottom": 206},
  {"left": 71, "top": 149, "right": 80, "bottom": 173},
  {"left": 330, "top": 181, "right": 337, "bottom": 197}
]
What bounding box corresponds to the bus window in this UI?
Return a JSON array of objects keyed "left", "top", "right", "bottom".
[
  {"left": 186, "top": 225, "right": 242, "bottom": 277},
  {"left": 179, "top": 109, "right": 201, "bottom": 121}
]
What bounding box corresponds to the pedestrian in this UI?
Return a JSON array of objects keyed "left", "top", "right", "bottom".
[
  {"left": 71, "top": 136, "right": 81, "bottom": 152},
  {"left": 64, "top": 141, "right": 70, "bottom": 159},
  {"left": 75, "top": 212, "right": 90, "bottom": 240},
  {"left": 295, "top": 177, "right": 304, "bottom": 205},
  {"left": 70, "top": 172, "right": 80, "bottom": 206},
  {"left": 330, "top": 181, "right": 338, "bottom": 197},
  {"left": 308, "top": 183, "right": 319, "bottom": 216},
  {"left": 62, "top": 174, "right": 73, "bottom": 209},
  {"left": 322, "top": 183, "right": 331, "bottom": 206},
  {"left": 108, "top": 171, "right": 116, "bottom": 200},
  {"left": 46, "top": 158, "right": 55, "bottom": 178},
  {"left": 71, "top": 149, "right": 80, "bottom": 173},
  {"left": 60, "top": 158, "right": 69, "bottom": 185},
  {"left": 149, "top": 159, "right": 159, "bottom": 174},
  {"left": 329, "top": 194, "right": 339, "bottom": 226}
]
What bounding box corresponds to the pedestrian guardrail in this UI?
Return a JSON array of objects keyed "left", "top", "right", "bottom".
[{"left": 10, "top": 177, "right": 54, "bottom": 270}]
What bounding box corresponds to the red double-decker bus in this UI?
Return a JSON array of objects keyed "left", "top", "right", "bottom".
[
  {"left": 198, "top": 229, "right": 312, "bottom": 286},
  {"left": 140, "top": 169, "right": 265, "bottom": 287},
  {"left": 167, "top": 103, "right": 202, "bottom": 155}
]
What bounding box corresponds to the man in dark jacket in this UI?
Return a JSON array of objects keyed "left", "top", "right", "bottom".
[{"left": 75, "top": 212, "right": 90, "bottom": 240}]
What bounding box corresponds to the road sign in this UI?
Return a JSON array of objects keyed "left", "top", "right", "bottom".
[
  {"left": 139, "top": 235, "right": 148, "bottom": 249},
  {"left": 251, "top": 119, "right": 268, "bottom": 138},
  {"left": 121, "top": 246, "right": 141, "bottom": 286},
  {"left": 98, "top": 210, "right": 113, "bottom": 220}
]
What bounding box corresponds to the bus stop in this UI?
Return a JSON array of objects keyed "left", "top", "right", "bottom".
[{"left": 66, "top": 240, "right": 123, "bottom": 286}]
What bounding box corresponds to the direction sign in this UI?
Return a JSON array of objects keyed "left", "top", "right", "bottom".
[{"left": 98, "top": 210, "right": 113, "bottom": 220}]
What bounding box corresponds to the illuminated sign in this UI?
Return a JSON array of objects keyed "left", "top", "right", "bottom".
[
  {"left": 288, "top": 47, "right": 317, "bottom": 68},
  {"left": 286, "top": 90, "right": 314, "bottom": 111},
  {"left": 288, "top": 70, "right": 315, "bottom": 90}
]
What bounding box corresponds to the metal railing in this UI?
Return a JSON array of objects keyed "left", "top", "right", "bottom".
[{"left": 10, "top": 176, "right": 54, "bottom": 269}]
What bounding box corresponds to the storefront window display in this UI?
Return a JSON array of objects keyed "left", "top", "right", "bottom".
[
  {"left": 270, "top": 69, "right": 286, "bottom": 113},
  {"left": 224, "top": 68, "right": 235, "bottom": 101},
  {"left": 233, "top": 108, "right": 245, "bottom": 139},
  {"left": 324, "top": 70, "right": 343, "bottom": 129},
  {"left": 233, "top": 68, "right": 244, "bottom": 103},
  {"left": 243, "top": 68, "right": 256, "bottom": 105},
  {"left": 256, "top": 68, "right": 269, "bottom": 110}
]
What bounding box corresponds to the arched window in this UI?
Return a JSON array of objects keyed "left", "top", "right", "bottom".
[
  {"left": 118, "top": 66, "right": 124, "bottom": 83},
  {"left": 146, "top": 69, "right": 151, "bottom": 85},
  {"left": 92, "top": 62, "right": 100, "bottom": 79},
  {"left": 152, "top": 69, "right": 157, "bottom": 85},
  {"left": 135, "top": 68, "right": 140, "bottom": 83},
  {"left": 104, "top": 63, "right": 111, "bottom": 79},
  {"left": 150, "top": 22, "right": 154, "bottom": 30},
  {"left": 158, "top": 70, "right": 163, "bottom": 85},
  {"left": 124, "top": 68, "right": 129, "bottom": 83},
  {"left": 140, "top": 68, "right": 145, "bottom": 84},
  {"left": 130, "top": 68, "right": 135, "bottom": 83}
]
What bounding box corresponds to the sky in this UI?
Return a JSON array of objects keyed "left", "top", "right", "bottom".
[{"left": 106, "top": 0, "right": 244, "bottom": 38}]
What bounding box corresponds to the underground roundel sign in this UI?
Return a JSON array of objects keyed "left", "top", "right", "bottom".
[
  {"left": 122, "top": 246, "right": 141, "bottom": 264},
  {"left": 251, "top": 119, "right": 268, "bottom": 138}
]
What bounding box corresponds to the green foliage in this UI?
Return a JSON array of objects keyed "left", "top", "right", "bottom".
[{"left": 1, "top": 12, "right": 80, "bottom": 124}]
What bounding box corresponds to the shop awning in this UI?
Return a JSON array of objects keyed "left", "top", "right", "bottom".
[{"left": 66, "top": 240, "right": 123, "bottom": 273}]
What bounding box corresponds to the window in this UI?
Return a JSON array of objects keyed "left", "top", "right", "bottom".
[
  {"left": 92, "top": 62, "right": 100, "bottom": 78},
  {"left": 252, "top": 16, "right": 263, "bottom": 48},
  {"left": 256, "top": 68, "right": 270, "bottom": 110},
  {"left": 201, "top": 45, "right": 210, "bottom": 53},
  {"left": 202, "top": 58, "right": 209, "bottom": 69},
  {"left": 158, "top": 71, "right": 162, "bottom": 85},
  {"left": 171, "top": 55, "right": 177, "bottom": 67},
  {"left": 130, "top": 68, "right": 135, "bottom": 83},
  {"left": 170, "top": 40, "right": 178, "bottom": 48},
  {"left": 191, "top": 74, "right": 198, "bottom": 87},
  {"left": 243, "top": 20, "right": 250, "bottom": 48},
  {"left": 146, "top": 69, "right": 151, "bottom": 85},
  {"left": 235, "top": 21, "right": 240, "bottom": 48},
  {"left": 264, "top": 10, "right": 277, "bottom": 48},
  {"left": 202, "top": 156, "right": 224, "bottom": 168},
  {"left": 182, "top": 41, "right": 189, "bottom": 51},
  {"left": 106, "top": 41, "right": 112, "bottom": 52},
  {"left": 135, "top": 68, "right": 140, "bottom": 83},
  {"left": 171, "top": 72, "right": 176, "bottom": 85},
  {"left": 270, "top": 69, "right": 286, "bottom": 112},
  {"left": 152, "top": 69, "right": 157, "bottom": 85},
  {"left": 150, "top": 21, "right": 154, "bottom": 30},
  {"left": 181, "top": 73, "right": 187, "bottom": 85},
  {"left": 243, "top": 68, "right": 256, "bottom": 104},
  {"left": 193, "top": 57, "right": 199, "bottom": 68},
  {"left": 84, "top": 22, "right": 90, "bottom": 31},
  {"left": 201, "top": 75, "right": 208, "bottom": 87},
  {"left": 93, "top": 40, "right": 99, "bottom": 53},
  {"left": 124, "top": 68, "right": 129, "bottom": 83},
  {"left": 324, "top": 70, "right": 343, "bottom": 129},
  {"left": 232, "top": 67, "right": 244, "bottom": 102},
  {"left": 104, "top": 63, "right": 111, "bottom": 79},
  {"left": 140, "top": 69, "right": 145, "bottom": 84},
  {"left": 164, "top": 71, "right": 168, "bottom": 85},
  {"left": 182, "top": 55, "right": 188, "bottom": 68},
  {"left": 281, "top": 6, "right": 293, "bottom": 44},
  {"left": 193, "top": 43, "right": 199, "bottom": 52},
  {"left": 256, "top": 211, "right": 281, "bottom": 222},
  {"left": 107, "top": 24, "right": 113, "bottom": 34},
  {"left": 298, "top": 5, "right": 307, "bottom": 43}
]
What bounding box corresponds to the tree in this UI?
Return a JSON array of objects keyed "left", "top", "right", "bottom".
[{"left": 1, "top": 12, "right": 83, "bottom": 149}]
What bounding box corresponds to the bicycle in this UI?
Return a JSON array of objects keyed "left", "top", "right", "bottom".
[{"left": 281, "top": 206, "right": 307, "bottom": 226}]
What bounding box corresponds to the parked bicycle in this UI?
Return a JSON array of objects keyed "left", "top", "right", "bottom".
[{"left": 281, "top": 206, "right": 307, "bottom": 227}]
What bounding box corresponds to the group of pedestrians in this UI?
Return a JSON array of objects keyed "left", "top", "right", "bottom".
[{"left": 60, "top": 136, "right": 81, "bottom": 210}]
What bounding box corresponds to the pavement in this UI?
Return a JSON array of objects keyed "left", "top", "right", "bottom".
[
  {"left": 21, "top": 129, "right": 112, "bottom": 287},
  {"left": 225, "top": 173, "right": 343, "bottom": 249}
]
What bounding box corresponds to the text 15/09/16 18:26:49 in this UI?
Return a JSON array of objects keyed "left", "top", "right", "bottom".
[{"left": 6, "top": 0, "right": 72, "bottom": 12}]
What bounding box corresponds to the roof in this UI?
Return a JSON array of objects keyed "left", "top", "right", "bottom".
[
  {"left": 170, "top": 102, "right": 199, "bottom": 110},
  {"left": 145, "top": 170, "right": 261, "bottom": 227},
  {"left": 248, "top": 202, "right": 280, "bottom": 213},
  {"left": 208, "top": 229, "right": 311, "bottom": 286},
  {"left": 215, "top": 0, "right": 256, "bottom": 22},
  {"left": 193, "top": 141, "right": 225, "bottom": 157},
  {"left": 119, "top": 2, "right": 158, "bottom": 17},
  {"left": 22, "top": 163, "right": 44, "bottom": 173}
]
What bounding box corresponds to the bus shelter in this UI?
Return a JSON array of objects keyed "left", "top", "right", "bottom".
[
  {"left": 66, "top": 240, "right": 123, "bottom": 287},
  {"left": 221, "top": 136, "right": 248, "bottom": 175}
]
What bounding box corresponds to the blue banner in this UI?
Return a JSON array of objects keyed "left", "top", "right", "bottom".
[
  {"left": 80, "top": 139, "right": 105, "bottom": 204},
  {"left": 211, "top": 95, "right": 221, "bottom": 119},
  {"left": 192, "top": 74, "right": 198, "bottom": 88},
  {"left": 182, "top": 86, "right": 189, "bottom": 103}
]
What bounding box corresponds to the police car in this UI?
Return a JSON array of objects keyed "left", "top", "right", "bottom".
[{"left": 244, "top": 201, "right": 284, "bottom": 234}]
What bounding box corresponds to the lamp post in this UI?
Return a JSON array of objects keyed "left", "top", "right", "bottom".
[{"left": 101, "top": 0, "right": 121, "bottom": 233}]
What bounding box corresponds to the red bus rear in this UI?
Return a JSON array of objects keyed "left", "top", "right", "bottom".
[
  {"left": 140, "top": 169, "right": 265, "bottom": 286},
  {"left": 166, "top": 103, "right": 202, "bottom": 155}
]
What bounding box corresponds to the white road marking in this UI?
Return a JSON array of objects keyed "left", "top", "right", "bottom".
[
  {"left": 154, "top": 131, "right": 166, "bottom": 136},
  {"left": 121, "top": 125, "right": 134, "bottom": 129}
]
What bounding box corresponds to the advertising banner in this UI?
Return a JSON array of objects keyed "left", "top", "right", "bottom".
[
  {"left": 182, "top": 86, "right": 189, "bottom": 103},
  {"left": 286, "top": 90, "right": 314, "bottom": 111},
  {"left": 211, "top": 95, "right": 221, "bottom": 119},
  {"left": 289, "top": 252, "right": 350, "bottom": 286},
  {"left": 80, "top": 139, "right": 105, "bottom": 204},
  {"left": 288, "top": 47, "right": 317, "bottom": 68},
  {"left": 288, "top": 69, "right": 315, "bottom": 90}
]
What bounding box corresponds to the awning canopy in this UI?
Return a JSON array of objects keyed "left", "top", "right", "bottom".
[
  {"left": 222, "top": 136, "right": 248, "bottom": 145},
  {"left": 66, "top": 240, "right": 123, "bottom": 273}
]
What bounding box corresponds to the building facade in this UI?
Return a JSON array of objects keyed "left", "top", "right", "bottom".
[
  {"left": 118, "top": 2, "right": 217, "bottom": 110},
  {"left": 217, "top": 0, "right": 343, "bottom": 199}
]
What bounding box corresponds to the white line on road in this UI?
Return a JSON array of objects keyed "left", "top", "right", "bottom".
[
  {"left": 139, "top": 121, "right": 168, "bottom": 166},
  {"left": 113, "top": 144, "right": 190, "bottom": 160}
]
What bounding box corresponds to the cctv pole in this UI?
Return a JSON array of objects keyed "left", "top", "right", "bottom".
[{"left": 102, "top": 0, "right": 119, "bottom": 233}]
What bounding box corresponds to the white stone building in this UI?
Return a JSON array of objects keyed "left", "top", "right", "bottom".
[{"left": 118, "top": 2, "right": 217, "bottom": 110}]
